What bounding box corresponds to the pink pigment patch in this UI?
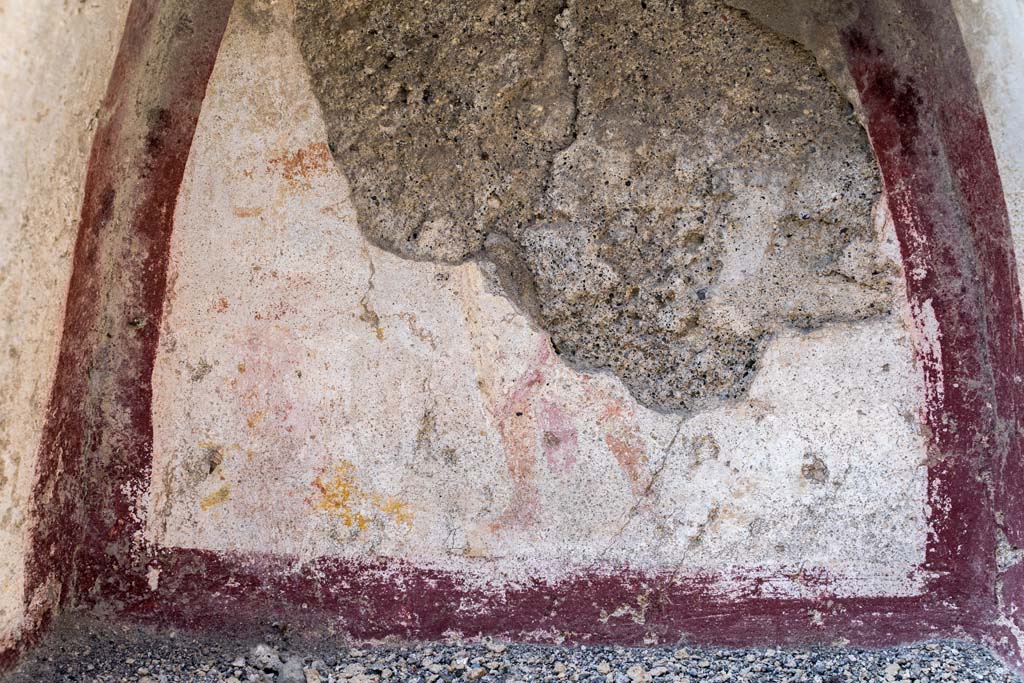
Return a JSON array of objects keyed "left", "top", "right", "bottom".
[{"left": 487, "top": 340, "right": 555, "bottom": 529}]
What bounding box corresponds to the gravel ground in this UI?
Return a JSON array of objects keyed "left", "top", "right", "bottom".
[{"left": 5, "top": 618, "right": 1019, "bottom": 683}]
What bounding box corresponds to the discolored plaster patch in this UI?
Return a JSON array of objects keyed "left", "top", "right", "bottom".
[
  {"left": 801, "top": 452, "right": 830, "bottom": 484},
  {"left": 267, "top": 142, "right": 334, "bottom": 186},
  {"left": 296, "top": 0, "right": 894, "bottom": 412},
  {"left": 239, "top": 0, "right": 287, "bottom": 34}
]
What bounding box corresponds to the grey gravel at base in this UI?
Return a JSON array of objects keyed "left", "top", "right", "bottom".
[{"left": 5, "top": 621, "right": 1019, "bottom": 683}]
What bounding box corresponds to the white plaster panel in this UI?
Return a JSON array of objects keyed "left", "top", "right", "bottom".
[{"left": 148, "top": 1, "right": 930, "bottom": 598}]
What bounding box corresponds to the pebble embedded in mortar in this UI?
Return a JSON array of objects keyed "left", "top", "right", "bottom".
[{"left": 295, "top": 0, "right": 894, "bottom": 412}]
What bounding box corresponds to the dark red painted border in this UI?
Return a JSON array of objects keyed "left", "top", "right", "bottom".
[
  {"left": 8, "top": 0, "right": 1024, "bottom": 671},
  {"left": 840, "top": 0, "right": 1024, "bottom": 670},
  {"left": 2, "top": 0, "right": 234, "bottom": 671}
]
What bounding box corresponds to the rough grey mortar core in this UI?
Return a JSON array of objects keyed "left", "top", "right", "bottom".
[{"left": 295, "top": 0, "right": 895, "bottom": 412}]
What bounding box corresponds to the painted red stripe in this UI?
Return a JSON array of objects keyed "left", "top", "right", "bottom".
[
  {"left": 840, "top": 0, "right": 1022, "bottom": 664},
  {"left": 2, "top": 0, "right": 233, "bottom": 670}
]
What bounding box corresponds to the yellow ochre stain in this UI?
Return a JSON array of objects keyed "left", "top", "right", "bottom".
[
  {"left": 200, "top": 484, "right": 231, "bottom": 510},
  {"left": 198, "top": 441, "right": 244, "bottom": 457},
  {"left": 377, "top": 497, "right": 414, "bottom": 527},
  {"left": 311, "top": 460, "right": 413, "bottom": 530},
  {"left": 312, "top": 461, "right": 366, "bottom": 529}
]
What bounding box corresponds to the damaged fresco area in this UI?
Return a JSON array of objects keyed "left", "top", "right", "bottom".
[
  {"left": 143, "top": 0, "right": 931, "bottom": 599},
  {"left": 295, "top": 0, "right": 894, "bottom": 411}
]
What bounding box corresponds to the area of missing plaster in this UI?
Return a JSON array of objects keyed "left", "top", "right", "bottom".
[{"left": 295, "top": 0, "right": 894, "bottom": 412}]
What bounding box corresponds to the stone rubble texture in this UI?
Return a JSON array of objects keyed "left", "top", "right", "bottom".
[
  {"left": 4, "top": 619, "right": 1020, "bottom": 683},
  {"left": 296, "top": 0, "right": 894, "bottom": 411}
]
